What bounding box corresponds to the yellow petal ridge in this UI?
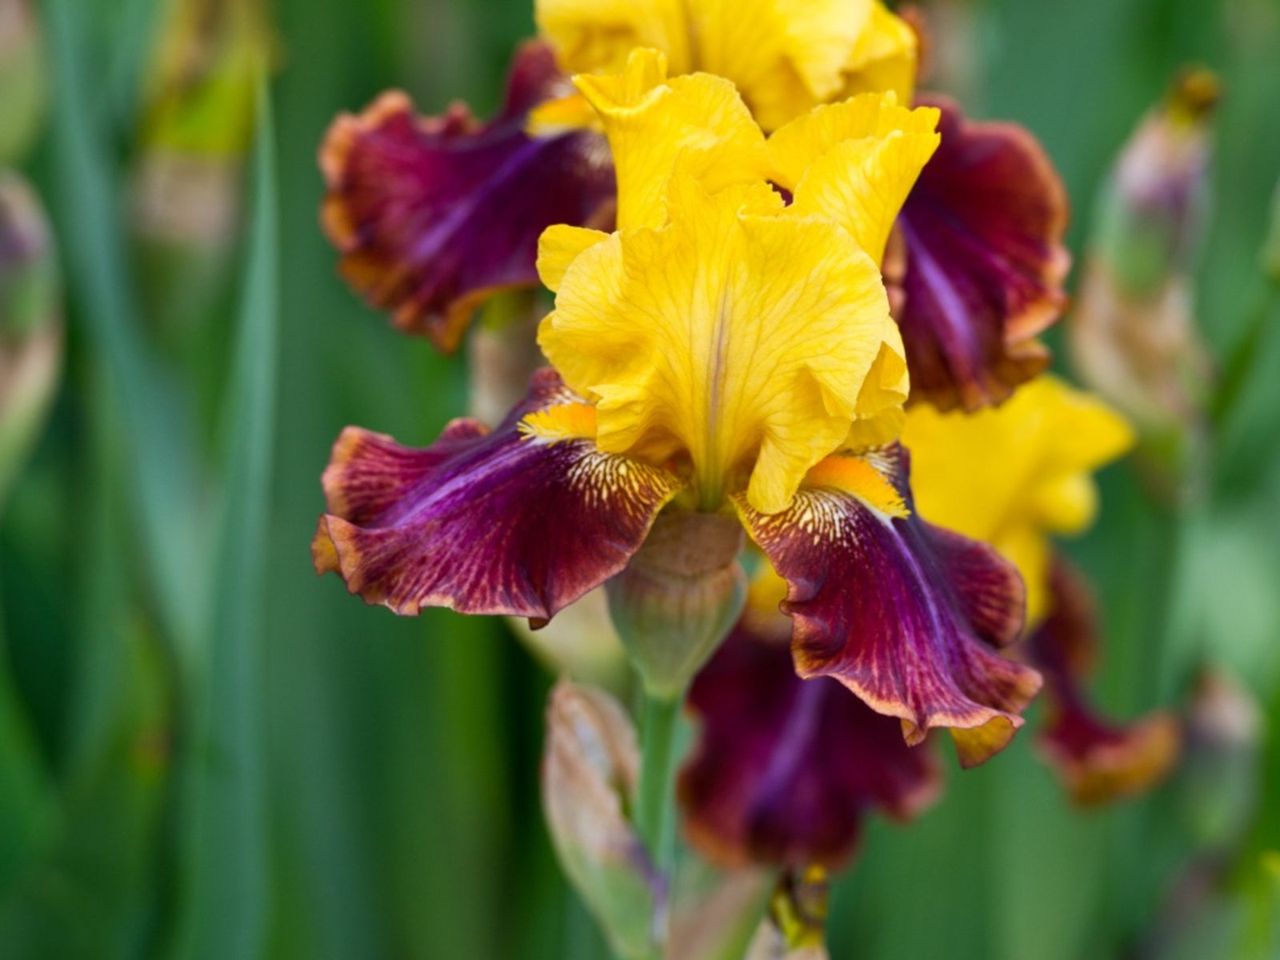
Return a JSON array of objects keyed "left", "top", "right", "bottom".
[
  {"left": 803, "top": 453, "right": 909, "bottom": 519},
  {"left": 520, "top": 402, "right": 599, "bottom": 442}
]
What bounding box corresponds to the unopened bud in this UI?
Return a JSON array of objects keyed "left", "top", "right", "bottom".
[
  {"left": 605, "top": 509, "right": 746, "bottom": 699},
  {"left": 0, "top": 172, "right": 60, "bottom": 508},
  {"left": 1177, "top": 668, "right": 1262, "bottom": 850},
  {"left": 0, "top": 0, "right": 46, "bottom": 166},
  {"left": 130, "top": 0, "right": 271, "bottom": 330},
  {"left": 542, "top": 681, "right": 659, "bottom": 960},
  {"left": 508, "top": 587, "right": 630, "bottom": 695},
  {"left": 669, "top": 866, "right": 772, "bottom": 960},
  {"left": 1071, "top": 67, "right": 1218, "bottom": 470}
]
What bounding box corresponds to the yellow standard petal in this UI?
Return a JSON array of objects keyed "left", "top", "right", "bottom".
[
  {"left": 903, "top": 375, "right": 1134, "bottom": 623},
  {"left": 770, "top": 93, "right": 940, "bottom": 264},
  {"left": 574, "top": 48, "right": 767, "bottom": 230},
  {"left": 839, "top": 2, "right": 919, "bottom": 104},
  {"left": 536, "top": 0, "right": 693, "bottom": 77},
  {"left": 540, "top": 175, "right": 900, "bottom": 515},
  {"left": 536, "top": 0, "right": 918, "bottom": 132},
  {"left": 687, "top": 0, "right": 872, "bottom": 132}
]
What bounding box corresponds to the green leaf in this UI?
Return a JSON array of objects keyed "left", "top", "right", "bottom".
[
  {"left": 174, "top": 77, "right": 278, "bottom": 960},
  {"left": 45, "top": 0, "right": 207, "bottom": 655}
]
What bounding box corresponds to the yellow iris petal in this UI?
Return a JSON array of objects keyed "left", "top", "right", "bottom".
[
  {"left": 536, "top": 0, "right": 692, "bottom": 77},
  {"left": 574, "top": 48, "right": 767, "bottom": 230},
  {"left": 526, "top": 91, "right": 600, "bottom": 136},
  {"left": 520, "top": 402, "right": 599, "bottom": 442},
  {"left": 539, "top": 175, "right": 899, "bottom": 515},
  {"left": 840, "top": 2, "right": 919, "bottom": 104},
  {"left": 769, "top": 94, "right": 940, "bottom": 264},
  {"left": 536, "top": 0, "right": 917, "bottom": 131},
  {"left": 903, "top": 375, "right": 1134, "bottom": 624},
  {"left": 537, "top": 224, "right": 611, "bottom": 291},
  {"left": 686, "top": 0, "right": 872, "bottom": 132}
]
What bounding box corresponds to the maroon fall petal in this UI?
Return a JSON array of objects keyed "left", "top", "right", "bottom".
[
  {"left": 320, "top": 40, "right": 615, "bottom": 351},
  {"left": 312, "top": 369, "right": 682, "bottom": 620},
  {"left": 735, "top": 445, "right": 1040, "bottom": 767},
  {"left": 896, "top": 95, "right": 1070, "bottom": 411},
  {"left": 1030, "top": 557, "right": 1180, "bottom": 806},
  {"left": 680, "top": 613, "right": 942, "bottom": 871}
]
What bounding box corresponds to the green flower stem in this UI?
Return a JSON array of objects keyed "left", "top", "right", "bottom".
[
  {"left": 635, "top": 688, "right": 683, "bottom": 957},
  {"left": 1211, "top": 280, "right": 1279, "bottom": 430}
]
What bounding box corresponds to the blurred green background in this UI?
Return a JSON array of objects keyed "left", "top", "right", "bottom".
[{"left": 1, "top": 0, "right": 1278, "bottom": 957}]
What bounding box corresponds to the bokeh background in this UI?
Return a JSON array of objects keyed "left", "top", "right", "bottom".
[{"left": 1, "top": 0, "right": 1279, "bottom": 957}]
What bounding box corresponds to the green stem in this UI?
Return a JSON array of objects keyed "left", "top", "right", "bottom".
[
  {"left": 635, "top": 689, "right": 683, "bottom": 957},
  {"left": 1211, "top": 281, "right": 1278, "bottom": 429}
]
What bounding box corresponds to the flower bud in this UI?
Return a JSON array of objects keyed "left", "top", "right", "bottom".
[
  {"left": 0, "top": 0, "right": 46, "bottom": 166},
  {"left": 1070, "top": 68, "right": 1218, "bottom": 481},
  {"left": 669, "top": 866, "right": 772, "bottom": 960},
  {"left": 605, "top": 509, "right": 746, "bottom": 699},
  {"left": 1176, "top": 668, "right": 1262, "bottom": 851},
  {"left": 542, "top": 680, "right": 659, "bottom": 960},
  {"left": 129, "top": 0, "right": 271, "bottom": 331},
  {"left": 0, "top": 172, "right": 60, "bottom": 509},
  {"left": 508, "top": 587, "right": 630, "bottom": 695}
]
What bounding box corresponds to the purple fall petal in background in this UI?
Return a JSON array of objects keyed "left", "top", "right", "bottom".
[
  {"left": 896, "top": 96, "right": 1070, "bottom": 411},
  {"left": 681, "top": 613, "right": 942, "bottom": 871},
  {"left": 320, "top": 41, "right": 614, "bottom": 351}
]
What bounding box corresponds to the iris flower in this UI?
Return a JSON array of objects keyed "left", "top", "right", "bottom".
[
  {"left": 677, "top": 375, "right": 1176, "bottom": 872},
  {"left": 321, "top": 1, "right": 1069, "bottom": 410},
  {"left": 314, "top": 53, "right": 1040, "bottom": 765}
]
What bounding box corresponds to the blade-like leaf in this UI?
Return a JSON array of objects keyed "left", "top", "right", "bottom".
[
  {"left": 175, "top": 78, "right": 278, "bottom": 960},
  {"left": 45, "top": 0, "right": 207, "bottom": 655}
]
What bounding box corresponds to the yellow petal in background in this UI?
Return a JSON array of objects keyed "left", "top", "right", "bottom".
[
  {"left": 537, "top": 0, "right": 918, "bottom": 132},
  {"left": 536, "top": 0, "right": 692, "bottom": 77},
  {"left": 540, "top": 176, "right": 898, "bottom": 515},
  {"left": 770, "top": 94, "right": 940, "bottom": 263},
  {"left": 574, "top": 49, "right": 766, "bottom": 230},
  {"left": 903, "top": 375, "right": 1134, "bottom": 624},
  {"left": 839, "top": 2, "right": 919, "bottom": 104},
  {"left": 687, "top": 0, "right": 871, "bottom": 131}
]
